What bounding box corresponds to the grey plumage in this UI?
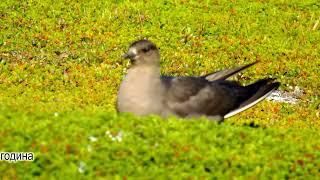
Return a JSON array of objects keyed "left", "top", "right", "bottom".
[
  {"left": 117, "top": 39, "right": 280, "bottom": 121},
  {"left": 203, "top": 61, "right": 257, "bottom": 81}
]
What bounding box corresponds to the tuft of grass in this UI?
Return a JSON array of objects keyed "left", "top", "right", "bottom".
[{"left": 0, "top": 0, "right": 319, "bottom": 178}]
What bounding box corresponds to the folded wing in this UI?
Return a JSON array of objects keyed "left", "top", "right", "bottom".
[
  {"left": 161, "top": 76, "right": 279, "bottom": 119},
  {"left": 162, "top": 77, "right": 246, "bottom": 118}
]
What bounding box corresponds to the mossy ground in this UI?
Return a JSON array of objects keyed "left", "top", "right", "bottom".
[{"left": 0, "top": 0, "right": 319, "bottom": 178}]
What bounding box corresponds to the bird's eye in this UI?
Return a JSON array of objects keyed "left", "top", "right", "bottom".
[{"left": 142, "top": 47, "right": 150, "bottom": 53}]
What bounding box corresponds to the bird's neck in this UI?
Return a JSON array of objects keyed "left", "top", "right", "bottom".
[{"left": 127, "top": 65, "right": 160, "bottom": 78}]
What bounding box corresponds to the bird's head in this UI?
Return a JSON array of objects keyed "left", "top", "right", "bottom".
[{"left": 123, "top": 39, "right": 160, "bottom": 66}]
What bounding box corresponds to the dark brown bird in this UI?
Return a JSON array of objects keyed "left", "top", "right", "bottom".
[{"left": 117, "top": 39, "right": 280, "bottom": 121}]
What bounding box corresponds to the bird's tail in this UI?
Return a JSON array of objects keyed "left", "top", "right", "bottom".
[{"left": 224, "top": 79, "right": 280, "bottom": 118}]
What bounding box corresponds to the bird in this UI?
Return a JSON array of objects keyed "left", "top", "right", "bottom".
[{"left": 117, "top": 39, "right": 280, "bottom": 121}]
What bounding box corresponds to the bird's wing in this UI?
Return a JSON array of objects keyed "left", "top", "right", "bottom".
[
  {"left": 161, "top": 76, "right": 280, "bottom": 119},
  {"left": 204, "top": 61, "right": 257, "bottom": 81},
  {"left": 161, "top": 77, "right": 242, "bottom": 118},
  {"left": 224, "top": 79, "right": 280, "bottom": 118}
]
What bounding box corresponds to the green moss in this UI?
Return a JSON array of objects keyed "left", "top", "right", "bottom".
[{"left": 0, "top": 0, "right": 319, "bottom": 178}]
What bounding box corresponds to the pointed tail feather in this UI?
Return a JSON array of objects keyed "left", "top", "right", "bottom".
[
  {"left": 224, "top": 79, "right": 280, "bottom": 119},
  {"left": 205, "top": 61, "right": 258, "bottom": 81}
]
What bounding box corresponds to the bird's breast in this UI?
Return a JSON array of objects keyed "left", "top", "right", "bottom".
[{"left": 117, "top": 67, "right": 164, "bottom": 116}]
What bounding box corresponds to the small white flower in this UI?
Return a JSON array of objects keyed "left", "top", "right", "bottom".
[
  {"left": 105, "top": 130, "right": 123, "bottom": 142},
  {"left": 54, "top": 112, "right": 59, "bottom": 117},
  {"left": 89, "top": 136, "right": 98, "bottom": 142},
  {"left": 78, "top": 161, "right": 86, "bottom": 173},
  {"left": 115, "top": 131, "right": 123, "bottom": 142}
]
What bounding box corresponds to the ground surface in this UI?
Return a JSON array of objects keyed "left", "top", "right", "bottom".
[{"left": 0, "top": 0, "right": 320, "bottom": 178}]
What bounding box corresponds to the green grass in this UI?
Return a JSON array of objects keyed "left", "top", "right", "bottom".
[{"left": 0, "top": 0, "right": 320, "bottom": 178}]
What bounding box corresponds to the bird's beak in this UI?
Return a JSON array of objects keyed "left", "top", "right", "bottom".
[
  {"left": 122, "top": 51, "right": 136, "bottom": 60},
  {"left": 122, "top": 53, "right": 130, "bottom": 59}
]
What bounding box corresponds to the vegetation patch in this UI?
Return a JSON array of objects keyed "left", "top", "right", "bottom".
[{"left": 0, "top": 0, "right": 319, "bottom": 178}]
